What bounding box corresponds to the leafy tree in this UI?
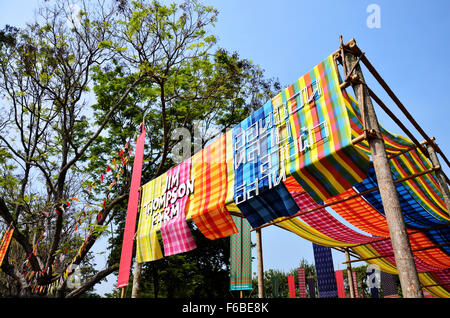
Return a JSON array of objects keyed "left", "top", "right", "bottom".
[
  {"left": 0, "top": 0, "right": 279, "bottom": 297},
  {"left": 249, "top": 258, "right": 316, "bottom": 298}
]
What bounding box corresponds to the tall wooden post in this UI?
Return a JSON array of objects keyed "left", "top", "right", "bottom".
[
  {"left": 343, "top": 41, "right": 423, "bottom": 298},
  {"left": 426, "top": 142, "right": 450, "bottom": 216},
  {"left": 131, "top": 259, "right": 142, "bottom": 298},
  {"left": 255, "top": 228, "right": 265, "bottom": 298},
  {"left": 345, "top": 248, "right": 355, "bottom": 298}
]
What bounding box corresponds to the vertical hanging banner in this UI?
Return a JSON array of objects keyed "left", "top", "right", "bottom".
[
  {"left": 117, "top": 125, "right": 146, "bottom": 288},
  {"left": 298, "top": 267, "right": 307, "bottom": 298},
  {"left": 380, "top": 271, "right": 399, "bottom": 298},
  {"left": 229, "top": 215, "right": 252, "bottom": 291},
  {"left": 288, "top": 275, "right": 296, "bottom": 298},
  {"left": 136, "top": 173, "right": 165, "bottom": 263},
  {"left": 0, "top": 226, "right": 14, "bottom": 267},
  {"left": 335, "top": 270, "right": 346, "bottom": 298},
  {"left": 352, "top": 271, "right": 359, "bottom": 298},
  {"left": 307, "top": 277, "right": 316, "bottom": 298},
  {"left": 187, "top": 134, "right": 237, "bottom": 239},
  {"left": 313, "top": 243, "right": 338, "bottom": 298}
]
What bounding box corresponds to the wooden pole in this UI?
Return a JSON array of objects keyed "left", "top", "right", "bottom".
[
  {"left": 131, "top": 258, "right": 142, "bottom": 298},
  {"left": 255, "top": 228, "right": 265, "bottom": 298},
  {"left": 343, "top": 41, "right": 423, "bottom": 298},
  {"left": 426, "top": 142, "right": 450, "bottom": 216},
  {"left": 120, "top": 287, "right": 125, "bottom": 298},
  {"left": 344, "top": 248, "right": 355, "bottom": 298},
  {"left": 357, "top": 47, "right": 450, "bottom": 171}
]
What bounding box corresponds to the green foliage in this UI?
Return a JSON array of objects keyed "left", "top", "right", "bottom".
[{"left": 0, "top": 0, "right": 280, "bottom": 297}]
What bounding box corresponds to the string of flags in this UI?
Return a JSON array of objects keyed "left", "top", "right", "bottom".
[{"left": 22, "top": 128, "right": 140, "bottom": 295}]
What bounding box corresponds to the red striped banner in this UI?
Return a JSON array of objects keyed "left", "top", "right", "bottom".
[
  {"left": 288, "top": 275, "right": 296, "bottom": 298},
  {"left": 335, "top": 270, "right": 346, "bottom": 298},
  {"left": 352, "top": 272, "right": 359, "bottom": 298}
]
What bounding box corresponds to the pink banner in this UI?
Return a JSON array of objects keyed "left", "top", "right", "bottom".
[
  {"left": 335, "top": 270, "right": 346, "bottom": 298},
  {"left": 352, "top": 271, "right": 359, "bottom": 298},
  {"left": 117, "top": 126, "right": 146, "bottom": 288},
  {"left": 288, "top": 275, "right": 296, "bottom": 298},
  {"left": 160, "top": 158, "right": 197, "bottom": 256}
]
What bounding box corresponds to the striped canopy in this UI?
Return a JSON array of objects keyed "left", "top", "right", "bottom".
[{"left": 134, "top": 52, "right": 449, "bottom": 297}]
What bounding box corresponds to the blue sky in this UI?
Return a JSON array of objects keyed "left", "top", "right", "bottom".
[{"left": 1, "top": 0, "right": 449, "bottom": 296}]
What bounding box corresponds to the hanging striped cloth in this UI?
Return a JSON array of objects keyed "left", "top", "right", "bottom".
[
  {"left": 298, "top": 267, "right": 307, "bottom": 298},
  {"left": 380, "top": 271, "right": 399, "bottom": 298},
  {"left": 352, "top": 271, "right": 359, "bottom": 298},
  {"left": 136, "top": 174, "right": 165, "bottom": 263},
  {"left": 307, "top": 277, "right": 316, "bottom": 298},
  {"left": 232, "top": 98, "right": 298, "bottom": 228},
  {"left": 229, "top": 215, "right": 252, "bottom": 291},
  {"left": 160, "top": 158, "right": 197, "bottom": 256},
  {"left": 282, "top": 55, "right": 369, "bottom": 203},
  {"left": 335, "top": 270, "right": 346, "bottom": 298},
  {"left": 0, "top": 226, "right": 14, "bottom": 266},
  {"left": 188, "top": 134, "right": 237, "bottom": 239},
  {"left": 312, "top": 243, "right": 338, "bottom": 298},
  {"left": 288, "top": 275, "right": 296, "bottom": 298}
]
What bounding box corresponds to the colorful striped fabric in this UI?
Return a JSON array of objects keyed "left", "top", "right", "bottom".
[
  {"left": 353, "top": 242, "right": 450, "bottom": 297},
  {"left": 369, "top": 239, "right": 445, "bottom": 273},
  {"left": 231, "top": 97, "right": 299, "bottom": 228},
  {"left": 343, "top": 90, "right": 414, "bottom": 155},
  {"left": 225, "top": 130, "right": 240, "bottom": 213},
  {"left": 325, "top": 188, "right": 390, "bottom": 238},
  {"left": 307, "top": 277, "right": 316, "bottom": 298},
  {"left": 390, "top": 149, "right": 449, "bottom": 222},
  {"left": 312, "top": 243, "right": 338, "bottom": 298},
  {"left": 160, "top": 158, "right": 197, "bottom": 256},
  {"left": 188, "top": 134, "right": 237, "bottom": 239},
  {"left": 0, "top": 227, "right": 14, "bottom": 267},
  {"left": 355, "top": 167, "right": 450, "bottom": 255},
  {"left": 288, "top": 275, "right": 296, "bottom": 298},
  {"left": 355, "top": 167, "right": 447, "bottom": 228},
  {"left": 419, "top": 272, "right": 450, "bottom": 298},
  {"left": 232, "top": 99, "right": 279, "bottom": 198},
  {"left": 291, "top": 190, "right": 377, "bottom": 245},
  {"left": 278, "top": 216, "right": 351, "bottom": 248},
  {"left": 237, "top": 183, "right": 298, "bottom": 229},
  {"left": 335, "top": 270, "right": 346, "bottom": 298},
  {"left": 229, "top": 215, "right": 252, "bottom": 291},
  {"left": 298, "top": 267, "right": 307, "bottom": 298},
  {"left": 136, "top": 174, "right": 165, "bottom": 263},
  {"left": 282, "top": 55, "right": 369, "bottom": 203},
  {"left": 352, "top": 272, "right": 359, "bottom": 298},
  {"left": 380, "top": 271, "right": 398, "bottom": 298}
]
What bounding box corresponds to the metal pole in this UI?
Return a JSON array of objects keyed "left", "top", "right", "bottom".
[
  {"left": 342, "top": 43, "right": 423, "bottom": 298},
  {"left": 131, "top": 259, "right": 142, "bottom": 298},
  {"left": 345, "top": 248, "right": 355, "bottom": 298},
  {"left": 255, "top": 228, "right": 265, "bottom": 298},
  {"left": 426, "top": 142, "right": 450, "bottom": 216}
]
